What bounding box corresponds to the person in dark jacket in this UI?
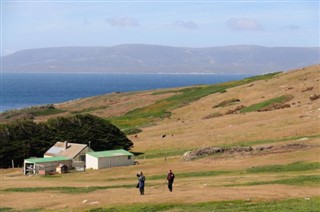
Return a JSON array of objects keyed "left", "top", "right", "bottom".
[
  {"left": 137, "top": 171, "right": 146, "bottom": 195},
  {"left": 167, "top": 170, "right": 175, "bottom": 192}
]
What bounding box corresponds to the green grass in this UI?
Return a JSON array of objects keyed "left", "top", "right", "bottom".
[
  {"left": 3, "top": 184, "right": 135, "bottom": 194},
  {"left": 225, "top": 134, "right": 320, "bottom": 147},
  {"left": 240, "top": 95, "right": 293, "bottom": 113},
  {"left": 247, "top": 162, "right": 320, "bottom": 173},
  {"left": 229, "top": 175, "right": 320, "bottom": 187},
  {"left": 0, "top": 208, "right": 43, "bottom": 212},
  {"left": 30, "top": 108, "right": 65, "bottom": 116},
  {"left": 148, "top": 170, "right": 229, "bottom": 180},
  {"left": 0, "top": 208, "right": 14, "bottom": 212},
  {"left": 1, "top": 104, "right": 65, "bottom": 119},
  {"left": 70, "top": 106, "right": 109, "bottom": 114},
  {"left": 88, "top": 197, "right": 320, "bottom": 212},
  {"left": 122, "top": 127, "right": 142, "bottom": 135},
  {"left": 110, "top": 72, "right": 280, "bottom": 130}
]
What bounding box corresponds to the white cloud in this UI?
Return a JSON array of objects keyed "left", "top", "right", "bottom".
[
  {"left": 174, "top": 20, "right": 198, "bottom": 30},
  {"left": 227, "top": 18, "right": 263, "bottom": 31},
  {"left": 105, "top": 17, "right": 139, "bottom": 27}
]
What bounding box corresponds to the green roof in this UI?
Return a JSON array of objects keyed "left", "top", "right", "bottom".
[
  {"left": 25, "top": 156, "right": 70, "bottom": 164},
  {"left": 87, "top": 149, "right": 133, "bottom": 158}
]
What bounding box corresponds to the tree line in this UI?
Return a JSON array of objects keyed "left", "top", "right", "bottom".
[{"left": 0, "top": 114, "right": 133, "bottom": 168}]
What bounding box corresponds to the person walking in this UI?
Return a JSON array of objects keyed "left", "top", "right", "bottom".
[
  {"left": 137, "top": 171, "right": 146, "bottom": 195},
  {"left": 167, "top": 169, "right": 175, "bottom": 192}
]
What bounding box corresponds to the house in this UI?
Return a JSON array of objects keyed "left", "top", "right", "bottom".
[
  {"left": 23, "top": 156, "right": 72, "bottom": 175},
  {"left": 44, "top": 141, "right": 93, "bottom": 162},
  {"left": 86, "top": 149, "right": 134, "bottom": 169}
]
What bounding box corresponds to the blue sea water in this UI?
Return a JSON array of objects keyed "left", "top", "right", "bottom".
[{"left": 1, "top": 73, "right": 250, "bottom": 112}]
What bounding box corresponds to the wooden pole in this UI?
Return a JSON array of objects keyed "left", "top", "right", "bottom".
[{"left": 12, "top": 160, "right": 14, "bottom": 168}]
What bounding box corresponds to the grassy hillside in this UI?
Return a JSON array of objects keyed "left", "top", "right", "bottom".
[{"left": 1, "top": 65, "right": 319, "bottom": 211}]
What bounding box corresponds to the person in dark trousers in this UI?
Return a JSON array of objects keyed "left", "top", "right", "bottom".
[
  {"left": 137, "top": 171, "right": 146, "bottom": 195},
  {"left": 167, "top": 169, "right": 175, "bottom": 192}
]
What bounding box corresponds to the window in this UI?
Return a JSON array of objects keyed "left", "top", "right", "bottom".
[
  {"left": 80, "top": 155, "right": 85, "bottom": 161},
  {"left": 128, "top": 156, "right": 131, "bottom": 160}
]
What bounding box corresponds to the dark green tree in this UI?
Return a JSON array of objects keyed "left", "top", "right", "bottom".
[{"left": 46, "top": 114, "right": 133, "bottom": 151}]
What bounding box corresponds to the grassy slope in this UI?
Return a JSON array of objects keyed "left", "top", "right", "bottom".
[
  {"left": 1, "top": 65, "right": 320, "bottom": 211},
  {"left": 109, "top": 72, "right": 280, "bottom": 130}
]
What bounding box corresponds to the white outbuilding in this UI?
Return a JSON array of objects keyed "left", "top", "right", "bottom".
[{"left": 86, "top": 149, "right": 134, "bottom": 169}]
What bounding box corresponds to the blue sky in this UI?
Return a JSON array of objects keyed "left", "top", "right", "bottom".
[{"left": 1, "top": 1, "right": 319, "bottom": 55}]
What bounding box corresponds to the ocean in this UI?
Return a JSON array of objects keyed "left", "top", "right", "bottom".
[{"left": 1, "top": 73, "right": 250, "bottom": 112}]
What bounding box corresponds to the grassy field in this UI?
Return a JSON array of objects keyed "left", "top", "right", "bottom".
[{"left": 1, "top": 65, "right": 319, "bottom": 211}]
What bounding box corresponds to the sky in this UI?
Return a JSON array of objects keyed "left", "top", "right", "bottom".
[{"left": 1, "top": 0, "right": 319, "bottom": 56}]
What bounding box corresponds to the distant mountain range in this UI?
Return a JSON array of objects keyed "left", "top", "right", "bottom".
[{"left": 2, "top": 44, "right": 319, "bottom": 74}]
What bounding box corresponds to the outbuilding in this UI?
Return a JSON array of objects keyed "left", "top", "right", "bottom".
[
  {"left": 86, "top": 149, "right": 134, "bottom": 169},
  {"left": 23, "top": 156, "right": 72, "bottom": 175}
]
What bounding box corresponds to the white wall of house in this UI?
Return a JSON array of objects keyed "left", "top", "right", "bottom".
[
  {"left": 86, "top": 154, "right": 134, "bottom": 169},
  {"left": 85, "top": 154, "right": 99, "bottom": 169}
]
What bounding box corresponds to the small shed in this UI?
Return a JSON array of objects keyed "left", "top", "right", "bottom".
[
  {"left": 56, "top": 163, "right": 68, "bottom": 174},
  {"left": 24, "top": 156, "right": 72, "bottom": 175},
  {"left": 86, "top": 149, "right": 134, "bottom": 169}
]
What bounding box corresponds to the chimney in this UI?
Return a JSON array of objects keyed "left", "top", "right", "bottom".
[{"left": 64, "top": 141, "right": 68, "bottom": 150}]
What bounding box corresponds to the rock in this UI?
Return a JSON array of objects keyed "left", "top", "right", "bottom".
[
  {"left": 302, "top": 87, "right": 313, "bottom": 92},
  {"left": 297, "top": 137, "right": 309, "bottom": 141},
  {"left": 89, "top": 201, "right": 99, "bottom": 205},
  {"left": 225, "top": 105, "right": 245, "bottom": 115},
  {"left": 309, "top": 94, "right": 320, "bottom": 101}
]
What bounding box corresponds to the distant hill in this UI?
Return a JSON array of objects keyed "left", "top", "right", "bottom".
[{"left": 2, "top": 44, "right": 319, "bottom": 74}]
